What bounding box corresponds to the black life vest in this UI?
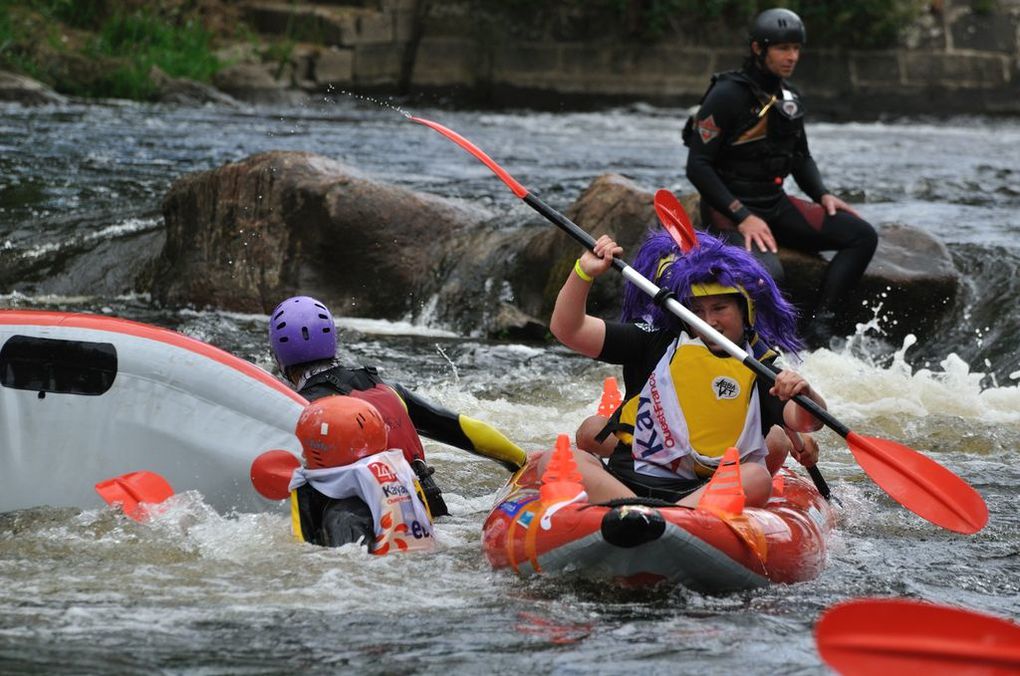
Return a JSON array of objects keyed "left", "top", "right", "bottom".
[{"left": 683, "top": 69, "right": 807, "bottom": 182}]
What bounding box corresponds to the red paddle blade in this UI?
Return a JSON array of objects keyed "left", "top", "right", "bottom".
[
  {"left": 411, "top": 116, "right": 530, "bottom": 199},
  {"left": 95, "top": 471, "right": 174, "bottom": 521},
  {"left": 846, "top": 432, "right": 988, "bottom": 534},
  {"left": 250, "top": 450, "right": 301, "bottom": 500},
  {"left": 653, "top": 189, "right": 697, "bottom": 253},
  {"left": 816, "top": 598, "right": 1020, "bottom": 675}
]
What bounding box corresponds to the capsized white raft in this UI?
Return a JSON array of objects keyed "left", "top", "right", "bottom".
[{"left": 0, "top": 310, "right": 305, "bottom": 513}]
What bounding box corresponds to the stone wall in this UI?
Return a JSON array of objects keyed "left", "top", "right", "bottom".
[{"left": 245, "top": 0, "right": 1020, "bottom": 116}]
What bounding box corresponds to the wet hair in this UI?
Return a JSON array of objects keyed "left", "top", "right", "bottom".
[{"left": 623, "top": 230, "right": 804, "bottom": 355}]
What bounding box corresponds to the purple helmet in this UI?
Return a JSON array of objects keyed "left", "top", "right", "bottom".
[{"left": 268, "top": 296, "right": 337, "bottom": 369}]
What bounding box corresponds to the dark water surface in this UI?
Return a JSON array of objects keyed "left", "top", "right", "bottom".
[{"left": 1, "top": 98, "right": 1018, "bottom": 674}]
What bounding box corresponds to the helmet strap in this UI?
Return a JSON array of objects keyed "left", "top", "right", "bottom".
[{"left": 752, "top": 41, "right": 769, "bottom": 68}]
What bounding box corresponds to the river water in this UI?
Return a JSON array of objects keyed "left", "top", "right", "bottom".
[{"left": 1, "top": 98, "right": 1019, "bottom": 674}]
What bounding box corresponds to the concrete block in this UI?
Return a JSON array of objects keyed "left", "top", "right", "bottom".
[
  {"left": 348, "top": 10, "right": 394, "bottom": 44},
  {"left": 379, "top": 0, "right": 420, "bottom": 10},
  {"left": 794, "top": 51, "right": 853, "bottom": 93},
  {"left": 411, "top": 37, "right": 482, "bottom": 86},
  {"left": 394, "top": 9, "right": 418, "bottom": 42},
  {"left": 851, "top": 51, "right": 903, "bottom": 85},
  {"left": 904, "top": 51, "right": 1009, "bottom": 86},
  {"left": 315, "top": 47, "right": 355, "bottom": 84},
  {"left": 353, "top": 43, "right": 403, "bottom": 84},
  {"left": 491, "top": 43, "right": 561, "bottom": 75},
  {"left": 950, "top": 11, "right": 1019, "bottom": 53},
  {"left": 314, "top": 7, "right": 397, "bottom": 46}
]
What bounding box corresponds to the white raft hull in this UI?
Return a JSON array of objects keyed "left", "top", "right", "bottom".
[{"left": 0, "top": 310, "right": 305, "bottom": 513}]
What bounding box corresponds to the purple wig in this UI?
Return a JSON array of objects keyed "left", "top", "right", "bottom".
[
  {"left": 620, "top": 230, "right": 682, "bottom": 323},
  {"left": 626, "top": 231, "right": 804, "bottom": 355}
]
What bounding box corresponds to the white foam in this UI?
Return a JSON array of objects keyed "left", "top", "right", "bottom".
[{"left": 803, "top": 335, "right": 1020, "bottom": 426}]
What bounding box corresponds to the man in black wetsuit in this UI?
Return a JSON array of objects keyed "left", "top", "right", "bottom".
[{"left": 684, "top": 7, "right": 878, "bottom": 346}]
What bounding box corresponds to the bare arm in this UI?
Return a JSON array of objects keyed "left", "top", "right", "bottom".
[{"left": 549, "top": 235, "right": 622, "bottom": 358}]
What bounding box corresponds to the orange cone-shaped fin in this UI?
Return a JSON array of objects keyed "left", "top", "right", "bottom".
[
  {"left": 697, "top": 447, "right": 745, "bottom": 516},
  {"left": 596, "top": 377, "right": 622, "bottom": 417},
  {"left": 540, "top": 434, "right": 585, "bottom": 503}
]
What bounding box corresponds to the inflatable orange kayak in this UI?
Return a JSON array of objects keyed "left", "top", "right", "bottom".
[{"left": 482, "top": 437, "right": 835, "bottom": 591}]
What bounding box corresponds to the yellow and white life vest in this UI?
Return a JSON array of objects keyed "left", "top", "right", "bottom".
[
  {"left": 616, "top": 333, "right": 768, "bottom": 481},
  {"left": 288, "top": 449, "right": 435, "bottom": 555}
]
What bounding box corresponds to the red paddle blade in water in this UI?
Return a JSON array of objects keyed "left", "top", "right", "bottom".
[
  {"left": 846, "top": 432, "right": 988, "bottom": 534},
  {"left": 94, "top": 471, "right": 174, "bottom": 521},
  {"left": 816, "top": 598, "right": 1020, "bottom": 675},
  {"left": 653, "top": 189, "right": 697, "bottom": 253},
  {"left": 250, "top": 450, "right": 301, "bottom": 500}
]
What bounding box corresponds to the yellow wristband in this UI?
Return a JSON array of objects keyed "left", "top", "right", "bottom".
[{"left": 573, "top": 259, "right": 594, "bottom": 283}]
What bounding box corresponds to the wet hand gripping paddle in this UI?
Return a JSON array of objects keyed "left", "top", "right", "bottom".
[
  {"left": 816, "top": 598, "right": 1020, "bottom": 674},
  {"left": 411, "top": 115, "right": 987, "bottom": 534}
]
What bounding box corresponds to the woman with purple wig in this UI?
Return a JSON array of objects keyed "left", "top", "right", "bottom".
[{"left": 549, "top": 231, "right": 827, "bottom": 508}]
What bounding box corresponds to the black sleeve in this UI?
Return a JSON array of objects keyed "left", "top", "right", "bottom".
[
  {"left": 390, "top": 381, "right": 473, "bottom": 451},
  {"left": 685, "top": 81, "right": 754, "bottom": 224},
  {"left": 790, "top": 131, "right": 828, "bottom": 202},
  {"left": 599, "top": 322, "right": 675, "bottom": 400}
]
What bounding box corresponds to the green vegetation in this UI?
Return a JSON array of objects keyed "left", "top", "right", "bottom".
[
  {"left": 0, "top": 0, "right": 222, "bottom": 100},
  {"left": 86, "top": 10, "right": 218, "bottom": 99}
]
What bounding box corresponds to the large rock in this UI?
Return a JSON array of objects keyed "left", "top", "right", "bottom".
[
  {"left": 154, "top": 155, "right": 958, "bottom": 344},
  {"left": 154, "top": 151, "right": 544, "bottom": 336},
  {"left": 212, "top": 62, "right": 307, "bottom": 105},
  {"left": 149, "top": 66, "right": 239, "bottom": 106},
  {"left": 0, "top": 70, "right": 66, "bottom": 105},
  {"left": 774, "top": 223, "right": 959, "bottom": 339}
]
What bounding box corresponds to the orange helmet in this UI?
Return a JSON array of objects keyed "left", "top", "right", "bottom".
[{"left": 295, "top": 396, "right": 389, "bottom": 469}]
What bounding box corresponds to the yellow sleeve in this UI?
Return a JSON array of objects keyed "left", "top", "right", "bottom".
[{"left": 459, "top": 414, "right": 527, "bottom": 471}]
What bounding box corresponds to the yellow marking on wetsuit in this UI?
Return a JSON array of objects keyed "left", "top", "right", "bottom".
[
  {"left": 289, "top": 490, "right": 304, "bottom": 543},
  {"left": 460, "top": 415, "right": 527, "bottom": 469},
  {"left": 384, "top": 385, "right": 410, "bottom": 411},
  {"left": 414, "top": 478, "right": 433, "bottom": 522},
  {"left": 757, "top": 94, "right": 777, "bottom": 118}
]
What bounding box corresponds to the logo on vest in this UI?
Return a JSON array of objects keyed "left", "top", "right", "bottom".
[
  {"left": 368, "top": 461, "right": 397, "bottom": 484},
  {"left": 712, "top": 376, "right": 741, "bottom": 400},
  {"left": 780, "top": 100, "right": 801, "bottom": 118},
  {"left": 697, "top": 115, "right": 721, "bottom": 144}
]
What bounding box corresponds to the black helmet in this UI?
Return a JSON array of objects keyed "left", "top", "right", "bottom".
[{"left": 749, "top": 8, "right": 806, "bottom": 47}]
